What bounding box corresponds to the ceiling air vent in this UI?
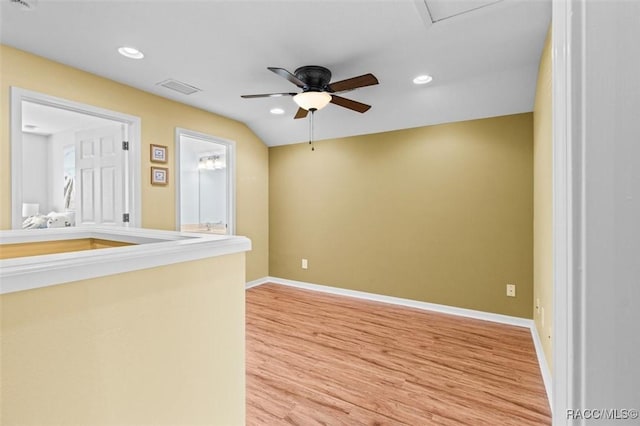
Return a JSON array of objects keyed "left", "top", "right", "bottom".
[{"left": 156, "top": 79, "right": 202, "bottom": 95}]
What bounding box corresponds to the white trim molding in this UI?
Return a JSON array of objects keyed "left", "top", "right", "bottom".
[
  {"left": 552, "top": 1, "right": 640, "bottom": 421},
  {"left": 263, "top": 277, "right": 533, "bottom": 327},
  {"left": 245, "top": 276, "right": 270, "bottom": 289},
  {"left": 551, "top": 0, "right": 573, "bottom": 420},
  {"left": 247, "top": 277, "right": 553, "bottom": 409},
  {"left": 1, "top": 226, "right": 251, "bottom": 294},
  {"left": 531, "top": 322, "right": 554, "bottom": 412},
  {"left": 174, "top": 127, "right": 237, "bottom": 235}
]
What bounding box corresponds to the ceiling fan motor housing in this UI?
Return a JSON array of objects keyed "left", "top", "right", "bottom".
[
  {"left": 294, "top": 66, "right": 332, "bottom": 92},
  {"left": 241, "top": 65, "right": 378, "bottom": 118}
]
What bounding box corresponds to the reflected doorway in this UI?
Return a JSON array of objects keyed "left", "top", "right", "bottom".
[
  {"left": 176, "top": 128, "right": 235, "bottom": 235},
  {"left": 10, "top": 87, "right": 141, "bottom": 229}
]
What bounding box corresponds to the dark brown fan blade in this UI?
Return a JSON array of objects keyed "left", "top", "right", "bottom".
[
  {"left": 330, "top": 95, "right": 371, "bottom": 113},
  {"left": 268, "top": 67, "right": 306, "bottom": 88},
  {"left": 294, "top": 108, "right": 308, "bottom": 119},
  {"left": 327, "top": 73, "right": 378, "bottom": 93},
  {"left": 241, "top": 92, "right": 296, "bottom": 99}
]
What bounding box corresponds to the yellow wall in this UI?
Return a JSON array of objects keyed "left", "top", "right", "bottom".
[
  {"left": 533, "top": 27, "right": 553, "bottom": 371},
  {"left": 0, "top": 45, "right": 268, "bottom": 281},
  {"left": 270, "top": 113, "right": 534, "bottom": 318},
  {"left": 0, "top": 253, "right": 246, "bottom": 425}
]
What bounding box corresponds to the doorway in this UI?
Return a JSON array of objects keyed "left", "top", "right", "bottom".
[
  {"left": 10, "top": 87, "right": 141, "bottom": 229},
  {"left": 175, "top": 128, "right": 235, "bottom": 235}
]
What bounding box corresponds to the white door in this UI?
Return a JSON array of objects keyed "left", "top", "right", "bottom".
[{"left": 75, "top": 124, "right": 125, "bottom": 226}]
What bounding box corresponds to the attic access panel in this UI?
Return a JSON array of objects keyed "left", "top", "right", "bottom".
[{"left": 424, "top": 0, "right": 503, "bottom": 22}]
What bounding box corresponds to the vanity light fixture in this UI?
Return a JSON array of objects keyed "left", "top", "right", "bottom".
[
  {"left": 118, "top": 46, "right": 144, "bottom": 59},
  {"left": 413, "top": 74, "right": 433, "bottom": 85},
  {"left": 198, "top": 155, "right": 225, "bottom": 170}
]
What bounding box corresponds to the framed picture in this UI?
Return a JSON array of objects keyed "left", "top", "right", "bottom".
[
  {"left": 150, "top": 144, "right": 168, "bottom": 163},
  {"left": 151, "top": 167, "right": 168, "bottom": 186}
]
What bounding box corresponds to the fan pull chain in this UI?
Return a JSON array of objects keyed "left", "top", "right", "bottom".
[{"left": 309, "top": 108, "right": 316, "bottom": 151}]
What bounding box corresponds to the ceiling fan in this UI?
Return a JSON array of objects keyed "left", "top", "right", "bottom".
[{"left": 241, "top": 66, "right": 379, "bottom": 119}]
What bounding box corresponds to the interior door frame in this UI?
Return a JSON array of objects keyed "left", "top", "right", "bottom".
[
  {"left": 174, "top": 127, "right": 236, "bottom": 235},
  {"left": 10, "top": 87, "right": 142, "bottom": 228}
]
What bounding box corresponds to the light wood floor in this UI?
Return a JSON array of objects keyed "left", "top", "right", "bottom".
[{"left": 246, "top": 284, "right": 551, "bottom": 425}]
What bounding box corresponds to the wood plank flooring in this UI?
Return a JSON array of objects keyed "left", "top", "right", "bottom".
[{"left": 246, "top": 284, "right": 551, "bottom": 425}]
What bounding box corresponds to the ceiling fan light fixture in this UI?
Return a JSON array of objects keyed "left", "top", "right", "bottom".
[{"left": 293, "top": 91, "right": 332, "bottom": 111}]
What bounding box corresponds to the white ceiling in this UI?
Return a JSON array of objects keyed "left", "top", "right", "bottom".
[
  {"left": 22, "top": 101, "right": 116, "bottom": 136},
  {"left": 1, "top": 0, "right": 550, "bottom": 147}
]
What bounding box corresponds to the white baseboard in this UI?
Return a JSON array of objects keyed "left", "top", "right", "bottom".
[
  {"left": 245, "top": 276, "right": 270, "bottom": 289},
  {"left": 530, "top": 322, "right": 553, "bottom": 413},
  {"left": 251, "top": 276, "right": 532, "bottom": 328},
  {"left": 246, "top": 276, "right": 553, "bottom": 411}
]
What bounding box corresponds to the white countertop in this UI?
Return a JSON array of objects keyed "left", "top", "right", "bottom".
[{"left": 0, "top": 226, "right": 251, "bottom": 295}]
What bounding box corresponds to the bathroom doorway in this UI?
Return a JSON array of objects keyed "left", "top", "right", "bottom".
[{"left": 175, "top": 128, "right": 235, "bottom": 235}]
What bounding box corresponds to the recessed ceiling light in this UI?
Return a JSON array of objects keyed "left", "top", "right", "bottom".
[
  {"left": 270, "top": 107, "right": 285, "bottom": 115},
  {"left": 118, "top": 46, "right": 144, "bottom": 59},
  {"left": 413, "top": 74, "right": 433, "bottom": 85}
]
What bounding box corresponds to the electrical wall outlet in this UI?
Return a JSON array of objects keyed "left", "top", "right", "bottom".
[
  {"left": 506, "top": 283, "right": 516, "bottom": 297},
  {"left": 301, "top": 258, "right": 308, "bottom": 269}
]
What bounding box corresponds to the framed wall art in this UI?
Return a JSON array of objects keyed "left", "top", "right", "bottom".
[
  {"left": 151, "top": 167, "right": 168, "bottom": 186},
  {"left": 150, "top": 144, "right": 168, "bottom": 163}
]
